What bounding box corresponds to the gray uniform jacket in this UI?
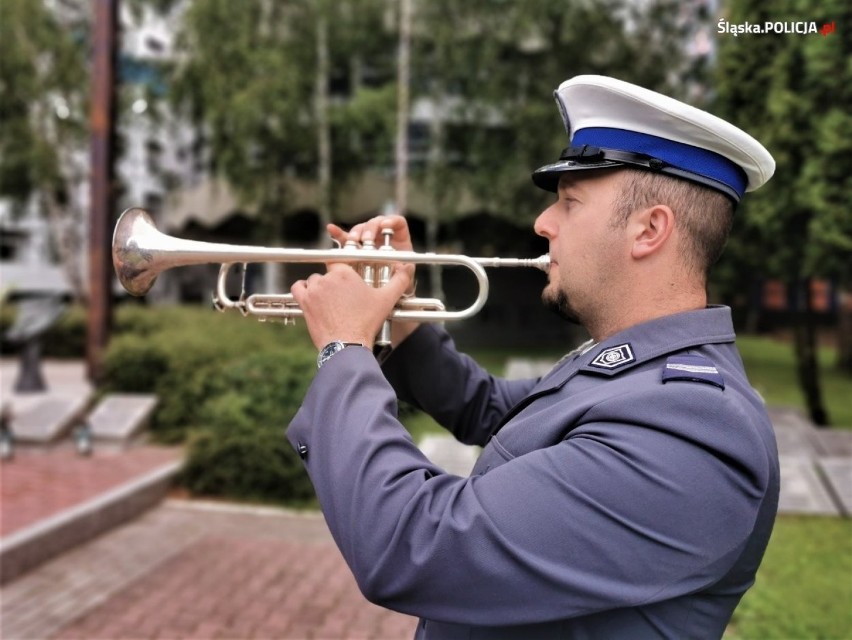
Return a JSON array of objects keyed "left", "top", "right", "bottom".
[{"left": 287, "top": 306, "right": 780, "bottom": 639}]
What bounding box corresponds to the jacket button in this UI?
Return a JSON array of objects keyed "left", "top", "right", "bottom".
[{"left": 296, "top": 442, "right": 308, "bottom": 460}]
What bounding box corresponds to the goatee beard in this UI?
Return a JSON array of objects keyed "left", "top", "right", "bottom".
[{"left": 543, "top": 287, "right": 581, "bottom": 325}]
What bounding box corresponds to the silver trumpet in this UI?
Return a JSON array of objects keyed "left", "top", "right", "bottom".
[{"left": 112, "top": 208, "right": 550, "bottom": 342}]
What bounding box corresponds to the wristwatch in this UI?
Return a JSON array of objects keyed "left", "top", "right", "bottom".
[{"left": 317, "top": 341, "right": 364, "bottom": 369}]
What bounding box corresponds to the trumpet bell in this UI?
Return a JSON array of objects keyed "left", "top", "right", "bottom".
[{"left": 112, "top": 208, "right": 161, "bottom": 296}]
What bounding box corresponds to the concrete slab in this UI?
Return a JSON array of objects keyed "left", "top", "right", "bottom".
[
  {"left": 817, "top": 457, "right": 852, "bottom": 516},
  {"left": 773, "top": 423, "right": 821, "bottom": 457},
  {"left": 419, "top": 435, "right": 480, "bottom": 477},
  {"left": 504, "top": 358, "right": 556, "bottom": 380},
  {"left": 7, "top": 394, "right": 90, "bottom": 443},
  {"left": 812, "top": 429, "right": 852, "bottom": 457},
  {"left": 778, "top": 455, "right": 840, "bottom": 516},
  {"left": 88, "top": 393, "right": 158, "bottom": 441}
]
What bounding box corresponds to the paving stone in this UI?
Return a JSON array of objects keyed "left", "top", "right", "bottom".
[
  {"left": 87, "top": 393, "right": 158, "bottom": 441},
  {"left": 778, "top": 455, "right": 840, "bottom": 516},
  {"left": 8, "top": 394, "right": 90, "bottom": 444},
  {"left": 812, "top": 429, "right": 852, "bottom": 457},
  {"left": 817, "top": 457, "right": 852, "bottom": 516},
  {"left": 504, "top": 358, "right": 556, "bottom": 380},
  {"left": 419, "top": 435, "right": 480, "bottom": 477},
  {"left": 0, "top": 502, "right": 418, "bottom": 640}
]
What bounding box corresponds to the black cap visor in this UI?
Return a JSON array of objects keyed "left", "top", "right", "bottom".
[
  {"left": 531, "top": 145, "right": 741, "bottom": 202},
  {"left": 532, "top": 158, "right": 623, "bottom": 192}
]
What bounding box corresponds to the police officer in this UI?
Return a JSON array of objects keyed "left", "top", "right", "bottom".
[{"left": 289, "top": 75, "right": 780, "bottom": 639}]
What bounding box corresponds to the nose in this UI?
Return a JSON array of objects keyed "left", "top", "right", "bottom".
[{"left": 534, "top": 203, "right": 557, "bottom": 239}]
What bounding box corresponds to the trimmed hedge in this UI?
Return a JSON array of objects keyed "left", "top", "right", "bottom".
[{"left": 102, "top": 305, "right": 318, "bottom": 505}]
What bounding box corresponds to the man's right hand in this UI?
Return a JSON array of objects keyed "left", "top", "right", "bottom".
[{"left": 327, "top": 214, "right": 421, "bottom": 348}]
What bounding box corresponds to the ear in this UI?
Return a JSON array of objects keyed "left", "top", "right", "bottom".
[{"left": 630, "top": 205, "right": 675, "bottom": 260}]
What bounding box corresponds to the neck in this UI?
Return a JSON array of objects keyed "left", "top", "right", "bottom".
[{"left": 584, "top": 278, "right": 707, "bottom": 343}]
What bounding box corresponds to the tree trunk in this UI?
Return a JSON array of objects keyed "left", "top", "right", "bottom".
[
  {"left": 315, "top": 11, "right": 332, "bottom": 246},
  {"left": 793, "top": 278, "right": 830, "bottom": 426},
  {"left": 838, "top": 286, "right": 852, "bottom": 373},
  {"left": 394, "top": 0, "right": 412, "bottom": 216}
]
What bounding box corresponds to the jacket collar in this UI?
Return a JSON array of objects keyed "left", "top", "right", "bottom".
[{"left": 541, "top": 306, "right": 736, "bottom": 389}]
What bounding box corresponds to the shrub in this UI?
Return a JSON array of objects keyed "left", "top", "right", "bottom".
[
  {"left": 178, "top": 348, "right": 317, "bottom": 503},
  {"left": 180, "top": 424, "right": 315, "bottom": 505},
  {"left": 101, "top": 334, "right": 171, "bottom": 393},
  {"left": 102, "top": 305, "right": 319, "bottom": 504}
]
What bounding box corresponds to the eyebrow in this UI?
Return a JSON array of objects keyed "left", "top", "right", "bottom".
[{"left": 557, "top": 176, "right": 583, "bottom": 194}]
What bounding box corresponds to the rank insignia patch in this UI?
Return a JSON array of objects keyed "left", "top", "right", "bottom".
[
  {"left": 589, "top": 344, "right": 635, "bottom": 370},
  {"left": 662, "top": 355, "right": 725, "bottom": 389}
]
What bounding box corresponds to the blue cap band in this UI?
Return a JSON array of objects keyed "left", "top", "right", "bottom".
[{"left": 573, "top": 127, "right": 749, "bottom": 199}]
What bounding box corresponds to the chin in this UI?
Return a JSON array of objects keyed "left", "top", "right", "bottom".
[{"left": 542, "top": 288, "right": 581, "bottom": 325}]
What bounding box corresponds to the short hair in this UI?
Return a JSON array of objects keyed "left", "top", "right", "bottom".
[{"left": 611, "top": 169, "right": 734, "bottom": 279}]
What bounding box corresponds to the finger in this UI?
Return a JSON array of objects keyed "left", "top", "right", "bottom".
[
  {"left": 326, "top": 262, "right": 358, "bottom": 276},
  {"left": 327, "top": 223, "right": 349, "bottom": 247},
  {"left": 377, "top": 215, "right": 412, "bottom": 249},
  {"left": 350, "top": 214, "right": 411, "bottom": 246},
  {"left": 380, "top": 264, "right": 415, "bottom": 302},
  {"left": 290, "top": 279, "right": 307, "bottom": 303},
  {"left": 305, "top": 272, "right": 325, "bottom": 287}
]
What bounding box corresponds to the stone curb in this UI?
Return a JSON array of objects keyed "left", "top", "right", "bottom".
[{"left": 0, "top": 459, "right": 182, "bottom": 585}]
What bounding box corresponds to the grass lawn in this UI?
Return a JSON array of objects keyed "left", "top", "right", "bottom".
[
  {"left": 725, "top": 516, "right": 852, "bottom": 639},
  {"left": 736, "top": 335, "right": 852, "bottom": 428}
]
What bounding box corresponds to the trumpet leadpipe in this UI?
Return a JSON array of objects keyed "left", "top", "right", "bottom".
[{"left": 473, "top": 255, "right": 551, "bottom": 271}]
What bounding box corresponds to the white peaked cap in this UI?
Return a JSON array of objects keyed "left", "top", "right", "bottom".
[{"left": 532, "top": 75, "right": 775, "bottom": 202}]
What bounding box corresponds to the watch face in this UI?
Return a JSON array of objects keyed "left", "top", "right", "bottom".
[
  {"left": 317, "top": 341, "right": 344, "bottom": 369},
  {"left": 317, "top": 341, "right": 364, "bottom": 369}
]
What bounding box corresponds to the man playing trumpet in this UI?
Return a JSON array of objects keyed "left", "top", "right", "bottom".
[{"left": 288, "top": 75, "right": 780, "bottom": 639}]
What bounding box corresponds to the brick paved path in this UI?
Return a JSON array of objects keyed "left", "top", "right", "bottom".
[
  {"left": 1, "top": 446, "right": 182, "bottom": 536},
  {"left": 2, "top": 501, "right": 418, "bottom": 640}
]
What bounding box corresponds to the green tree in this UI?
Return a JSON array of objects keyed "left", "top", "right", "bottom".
[
  {"left": 404, "top": 0, "right": 707, "bottom": 295},
  {"left": 170, "top": 0, "right": 394, "bottom": 243},
  {"left": 409, "top": 0, "right": 709, "bottom": 227},
  {"left": 714, "top": 0, "right": 852, "bottom": 423},
  {"left": 0, "top": 0, "right": 90, "bottom": 299}
]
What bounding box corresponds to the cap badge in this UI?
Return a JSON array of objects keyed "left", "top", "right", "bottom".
[{"left": 589, "top": 344, "right": 635, "bottom": 370}]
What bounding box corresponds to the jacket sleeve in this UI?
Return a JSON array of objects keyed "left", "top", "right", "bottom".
[
  {"left": 286, "top": 348, "right": 775, "bottom": 626},
  {"left": 380, "top": 324, "right": 536, "bottom": 446}
]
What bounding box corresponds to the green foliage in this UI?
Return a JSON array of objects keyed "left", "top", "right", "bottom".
[
  {"left": 735, "top": 335, "right": 852, "bottom": 427},
  {"left": 726, "top": 516, "right": 852, "bottom": 639},
  {"left": 102, "top": 305, "right": 317, "bottom": 505},
  {"left": 165, "top": 0, "right": 708, "bottom": 230},
  {"left": 180, "top": 425, "right": 314, "bottom": 505},
  {"left": 0, "top": 0, "right": 88, "bottom": 201},
  {"left": 100, "top": 333, "right": 171, "bottom": 393},
  {"left": 714, "top": 0, "right": 852, "bottom": 288},
  {"left": 169, "top": 0, "right": 395, "bottom": 223},
  {"left": 179, "top": 351, "right": 317, "bottom": 504},
  {"left": 408, "top": 0, "right": 708, "bottom": 226}
]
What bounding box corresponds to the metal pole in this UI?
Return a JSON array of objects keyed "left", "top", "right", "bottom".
[
  {"left": 86, "top": 0, "right": 118, "bottom": 382},
  {"left": 394, "top": 0, "right": 412, "bottom": 216}
]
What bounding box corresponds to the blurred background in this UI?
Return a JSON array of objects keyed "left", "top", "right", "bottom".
[{"left": 1, "top": 0, "right": 850, "bottom": 638}]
